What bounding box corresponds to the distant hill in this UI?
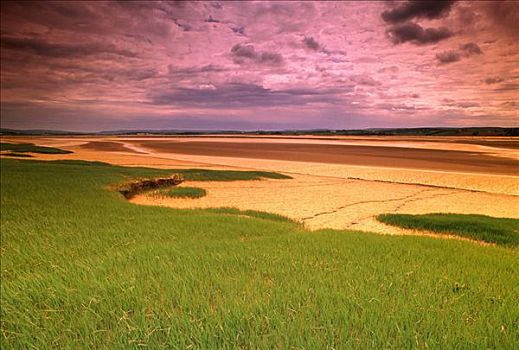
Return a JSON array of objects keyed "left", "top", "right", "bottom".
[{"left": 1, "top": 127, "right": 517, "bottom": 137}]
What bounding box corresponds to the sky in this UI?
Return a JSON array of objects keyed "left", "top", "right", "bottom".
[{"left": 1, "top": 0, "right": 518, "bottom": 132}]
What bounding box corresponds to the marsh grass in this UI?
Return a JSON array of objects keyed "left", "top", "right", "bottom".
[
  {"left": 156, "top": 186, "right": 207, "bottom": 199},
  {"left": 1, "top": 158, "right": 518, "bottom": 349},
  {"left": 0, "top": 142, "right": 72, "bottom": 154},
  {"left": 173, "top": 168, "right": 292, "bottom": 181},
  {"left": 378, "top": 213, "right": 519, "bottom": 247},
  {"left": 1, "top": 152, "right": 33, "bottom": 158},
  {"left": 205, "top": 207, "right": 296, "bottom": 223}
]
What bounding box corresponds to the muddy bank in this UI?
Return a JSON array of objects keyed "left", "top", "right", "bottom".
[
  {"left": 119, "top": 175, "right": 184, "bottom": 199},
  {"left": 137, "top": 140, "right": 519, "bottom": 176}
]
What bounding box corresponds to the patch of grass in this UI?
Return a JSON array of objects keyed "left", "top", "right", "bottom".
[
  {"left": 173, "top": 168, "right": 292, "bottom": 181},
  {"left": 378, "top": 213, "right": 519, "bottom": 247},
  {"left": 157, "top": 186, "right": 206, "bottom": 198},
  {"left": 1, "top": 158, "right": 518, "bottom": 348},
  {"left": 205, "top": 207, "right": 295, "bottom": 223},
  {"left": 49, "top": 159, "right": 111, "bottom": 166},
  {"left": 0, "top": 142, "right": 72, "bottom": 154},
  {"left": 1, "top": 152, "right": 33, "bottom": 158}
]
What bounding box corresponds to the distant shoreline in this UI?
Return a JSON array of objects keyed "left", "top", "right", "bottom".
[{"left": 1, "top": 127, "right": 518, "bottom": 137}]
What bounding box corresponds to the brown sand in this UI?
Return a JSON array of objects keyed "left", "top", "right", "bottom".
[{"left": 2, "top": 135, "right": 518, "bottom": 235}]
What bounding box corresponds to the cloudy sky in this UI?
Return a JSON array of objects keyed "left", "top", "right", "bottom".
[{"left": 1, "top": 1, "right": 518, "bottom": 131}]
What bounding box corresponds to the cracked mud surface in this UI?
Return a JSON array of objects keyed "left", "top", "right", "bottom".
[{"left": 131, "top": 174, "right": 518, "bottom": 233}]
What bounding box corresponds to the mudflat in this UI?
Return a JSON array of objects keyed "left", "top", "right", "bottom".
[
  {"left": 137, "top": 139, "right": 518, "bottom": 176},
  {"left": 80, "top": 141, "right": 144, "bottom": 153}
]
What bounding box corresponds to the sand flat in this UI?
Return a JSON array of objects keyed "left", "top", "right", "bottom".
[{"left": 135, "top": 139, "right": 518, "bottom": 176}]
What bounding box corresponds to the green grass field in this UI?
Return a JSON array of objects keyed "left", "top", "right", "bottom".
[
  {"left": 156, "top": 186, "right": 207, "bottom": 199},
  {"left": 1, "top": 158, "right": 518, "bottom": 348},
  {"left": 378, "top": 213, "right": 519, "bottom": 247},
  {"left": 0, "top": 142, "right": 73, "bottom": 154}
]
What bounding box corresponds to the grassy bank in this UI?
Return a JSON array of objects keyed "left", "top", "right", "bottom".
[
  {"left": 1, "top": 158, "right": 518, "bottom": 348},
  {"left": 0, "top": 142, "right": 73, "bottom": 154},
  {"left": 172, "top": 168, "right": 291, "bottom": 181},
  {"left": 378, "top": 213, "right": 519, "bottom": 247}
]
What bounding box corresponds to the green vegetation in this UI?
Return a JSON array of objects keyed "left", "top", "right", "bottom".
[
  {"left": 1, "top": 152, "right": 33, "bottom": 158},
  {"left": 0, "top": 142, "right": 72, "bottom": 154},
  {"left": 157, "top": 186, "right": 207, "bottom": 199},
  {"left": 1, "top": 158, "right": 518, "bottom": 348},
  {"left": 205, "top": 207, "right": 295, "bottom": 223},
  {"left": 378, "top": 213, "right": 519, "bottom": 247},
  {"left": 171, "top": 168, "right": 291, "bottom": 181}
]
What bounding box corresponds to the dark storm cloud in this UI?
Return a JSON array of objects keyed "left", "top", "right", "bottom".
[
  {"left": 1, "top": 37, "right": 137, "bottom": 58},
  {"left": 387, "top": 23, "right": 452, "bottom": 45},
  {"left": 1, "top": 1, "right": 97, "bottom": 29},
  {"left": 303, "top": 37, "right": 319, "bottom": 50},
  {"left": 231, "top": 44, "right": 256, "bottom": 60},
  {"left": 151, "top": 83, "right": 339, "bottom": 108},
  {"left": 436, "top": 51, "right": 459, "bottom": 64},
  {"left": 381, "top": 0, "right": 456, "bottom": 24},
  {"left": 230, "top": 44, "right": 283, "bottom": 66},
  {"left": 436, "top": 42, "right": 482, "bottom": 64},
  {"left": 460, "top": 42, "right": 482, "bottom": 55},
  {"left": 1, "top": 60, "right": 158, "bottom": 93},
  {"left": 436, "top": 43, "right": 483, "bottom": 64}
]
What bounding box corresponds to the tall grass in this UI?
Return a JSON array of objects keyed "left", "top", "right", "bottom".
[
  {"left": 1, "top": 158, "right": 518, "bottom": 348},
  {"left": 378, "top": 213, "right": 519, "bottom": 247}
]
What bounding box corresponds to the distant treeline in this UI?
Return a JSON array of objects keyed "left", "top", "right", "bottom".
[
  {"left": 1, "top": 127, "right": 517, "bottom": 137},
  {"left": 304, "top": 127, "right": 519, "bottom": 137}
]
